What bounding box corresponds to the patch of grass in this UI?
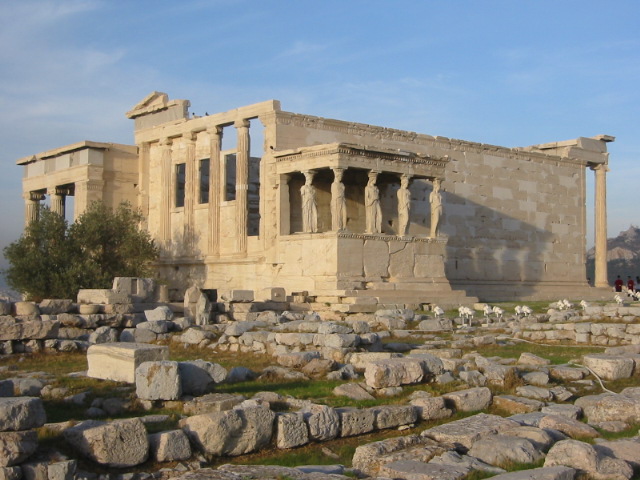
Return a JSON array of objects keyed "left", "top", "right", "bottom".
[
  {"left": 594, "top": 422, "right": 640, "bottom": 440},
  {"left": 0, "top": 352, "right": 87, "bottom": 379},
  {"left": 498, "top": 458, "right": 546, "bottom": 471},
  {"left": 169, "top": 344, "right": 275, "bottom": 372},
  {"left": 463, "top": 470, "right": 498, "bottom": 480},
  {"left": 469, "top": 343, "right": 604, "bottom": 365}
]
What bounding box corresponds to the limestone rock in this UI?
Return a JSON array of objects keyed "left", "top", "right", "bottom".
[
  {"left": 518, "top": 353, "right": 551, "bottom": 366},
  {"left": 544, "top": 439, "right": 633, "bottom": 480},
  {"left": 337, "top": 407, "right": 376, "bottom": 437},
  {"left": 486, "top": 466, "right": 576, "bottom": 480},
  {"left": 181, "top": 405, "right": 275, "bottom": 456},
  {"left": 442, "top": 387, "right": 492, "bottom": 412},
  {"left": 0, "top": 317, "right": 59, "bottom": 341},
  {"left": 0, "top": 397, "right": 46, "bottom": 431},
  {"left": 423, "top": 413, "right": 520, "bottom": 449},
  {"left": 183, "top": 393, "right": 245, "bottom": 415},
  {"left": 380, "top": 460, "right": 468, "bottom": 480},
  {"left": 582, "top": 394, "right": 640, "bottom": 424},
  {"left": 538, "top": 414, "right": 599, "bottom": 439},
  {"left": 352, "top": 434, "right": 439, "bottom": 476},
  {"left": 144, "top": 306, "right": 174, "bottom": 322},
  {"left": 179, "top": 360, "right": 227, "bottom": 396},
  {"left": 540, "top": 404, "right": 582, "bottom": 420},
  {"left": 88, "top": 326, "right": 119, "bottom": 344},
  {"left": 364, "top": 357, "right": 428, "bottom": 389},
  {"left": 63, "top": 418, "right": 149, "bottom": 467},
  {"left": 277, "top": 351, "right": 321, "bottom": 369},
  {"left": 87, "top": 343, "right": 169, "bottom": 383},
  {"left": 301, "top": 404, "right": 339, "bottom": 441},
  {"left": 468, "top": 434, "right": 544, "bottom": 467},
  {"left": 516, "top": 385, "right": 554, "bottom": 401},
  {"left": 332, "top": 383, "right": 375, "bottom": 401},
  {"left": 594, "top": 437, "right": 640, "bottom": 470},
  {"left": 374, "top": 405, "right": 418, "bottom": 429},
  {"left": 0, "top": 430, "right": 38, "bottom": 467},
  {"left": 135, "top": 361, "right": 181, "bottom": 401},
  {"left": 430, "top": 450, "right": 506, "bottom": 475},
  {"left": 410, "top": 395, "right": 453, "bottom": 421},
  {"left": 0, "top": 466, "right": 21, "bottom": 480},
  {"left": 148, "top": 429, "right": 192, "bottom": 462},
  {"left": 493, "top": 395, "right": 544, "bottom": 414},
  {"left": 276, "top": 412, "right": 309, "bottom": 449},
  {"left": 583, "top": 354, "right": 635, "bottom": 381}
]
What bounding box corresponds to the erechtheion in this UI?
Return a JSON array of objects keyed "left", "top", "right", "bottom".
[{"left": 17, "top": 92, "right": 613, "bottom": 303}]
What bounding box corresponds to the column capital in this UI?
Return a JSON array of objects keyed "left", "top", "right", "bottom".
[
  {"left": 590, "top": 163, "right": 609, "bottom": 173},
  {"left": 184, "top": 131, "right": 198, "bottom": 143},
  {"left": 160, "top": 137, "right": 173, "bottom": 148},
  {"left": 234, "top": 118, "right": 250, "bottom": 129},
  {"left": 25, "top": 191, "right": 45, "bottom": 202}
]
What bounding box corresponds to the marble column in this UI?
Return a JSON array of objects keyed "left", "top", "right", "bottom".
[
  {"left": 279, "top": 174, "right": 291, "bottom": 235},
  {"left": 159, "top": 138, "right": 173, "bottom": 244},
  {"left": 235, "top": 119, "right": 250, "bottom": 254},
  {"left": 138, "top": 142, "right": 151, "bottom": 223},
  {"left": 207, "top": 126, "right": 222, "bottom": 256},
  {"left": 74, "top": 180, "right": 104, "bottom": 220},
  {"left": 365, "top": 171, "right": 382, "bottom": 234},
  {"left": 397, "top": 174, "right": 411, "bottom": 236},
  {"left": 49, "top": 187, "right": 65, "bottom": 217},
  {"left": 24, "top": 192, "right": 43, "bottom": 226},
  {"left": 592, "top": 164, "right": 609, "bottom": 288},
  {"left": 331, "top": 168, "right": 347, "bottom": 231},
  {"left": 183, "top": 132, "right": 196, "bottom": 250}
]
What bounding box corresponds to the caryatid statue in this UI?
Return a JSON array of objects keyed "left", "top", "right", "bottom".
[
  {"left": 365, "top": 171, "right": 382, "bottom": 234},
  {"left": 301, "top": 170, "right": 318, "bottom": 233},
  {"left": 331, "top": 168, "right": 347, "bottom": 231},
  {"left": 397, "top": 174, "right": 411, "bottom": 236},
  {"left": 430, "top": 178, "right": 443, "bottom": 237}
]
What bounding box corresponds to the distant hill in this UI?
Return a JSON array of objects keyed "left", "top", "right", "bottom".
[{"left": 587, "top": 225, "right": 640, "bottom": 285}]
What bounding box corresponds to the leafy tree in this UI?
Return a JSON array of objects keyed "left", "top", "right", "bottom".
[{"left": 3, "top": 202, "right": 159, "bottom": 301}]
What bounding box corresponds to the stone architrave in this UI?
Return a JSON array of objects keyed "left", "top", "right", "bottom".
[
  {"left": 365, "top": 171, "right": 382, "bottom": 234},
  {"left": 301, "top": 170, "right": 318, "bottom": 233},
  {"left": 331, "top": 167, "right": 347, "bottom": 230},
  {"left": 87, "top": 343, "right": 169, "bottom": 383}
]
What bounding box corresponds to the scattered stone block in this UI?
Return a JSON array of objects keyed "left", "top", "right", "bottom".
[
  {"left": 87, "top": 343, "right": 169, "bottom": 383},
  {"left": 63, "top": 418, "right": 149, "bottom": 467},
  {"left": 540, "top": 404, "right": 581, "bottom": 420},
  {"left": 178, "top": 360, "right": 227, "bottom": 396},
  {"left": 486, "top": 466, "right": 576, "bottom": 480},
  {"left": 468, "top": 434, "right": 544, "bottom": 466},
  {"left": 544, "top": 439, "right": 633, "bottom": 480},
  {"left": 364, "top": 357, "right": 431, "bottom": 389},
  {"left": 0, "top": 317, "right": 59, "bottom": 341},
  {"left": 301, "top": 403, "right": 340, "bottom": 441},
  {"left": 13, "top": 302, "right": 39, "bottom": 316},
  {"left": 0, "top": 397, "right": 46, "bottom": 431},
  {"left": 337, "top": 407, "right": 376, "bottom": 437},
  {"left": 374, "top": 405, "right": 417, "bottom": 429},
  {"left": 183, "top": 393, "right": 245, "bottom": 415},
  {"left": 581, "top": 394, "right": 640, "bottom": 424},
  {"left": 180, "top": 406, "right": 275, "bottom": 456},
  {"left": 148, "top": 429, "right": 192, "bottom": 462},
  {"left": 442, "top": 387, "right": 492, "bottom": 412},
  {"left": 518, "top": 353, "right": 551, "bottom": 366},
  {"left": 538, "top": 414, "right": 599, "bottom": 439},
  {"left": 423, "top": 413, "right": 520, "bottom": 449},
  {"left": 88, "top": 326, "right": 119, "bottom": 344},
  {"left": 582, "top": 354, "right": 634, "bottom": 381},
  {"left": 410, "top": 395, "right": 453, "bottom": 421},
  {"left": 0, "top": 430, "right": 38, "bottom": 467},
  {"left": 380, "top": 460, "right": 468, "bottom": 480},
  {"left": 516, "top": 385, "right": 554, "bottom": 401},
  {"left": 275, "top": 412, "right": 309, "bottom": 449},
  {"left": 0, "top": 466, "right": 22, "bottom": 480},
  {"left": 333, "top": 383, "right": 375, "bottom": 401},
  {"left": 135, "top": 361, "right": 181, "bottom": 401},
  {"left": 493, "top": 395, "right": 544, "bottom": 414},
  {"left": 39, "top": 299, "right": 73, "bottom": 315}
]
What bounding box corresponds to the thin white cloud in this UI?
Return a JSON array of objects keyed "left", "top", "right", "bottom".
[{"left": 277, "top": 41, "right": 329, "bottom": 58}]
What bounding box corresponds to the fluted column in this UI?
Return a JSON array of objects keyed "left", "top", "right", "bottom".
[
  {"left": 138, "top": 142, "right": 151, "bottom": 222},
  {"left": 207, "top": 126, "right": 222, "bottom": 256},
  {"left": 49, "top": 187, "right": 65, "bottom": 217},
  {"left": 24, "top": 192, "right": 43, "bottom": 227},
  {"left": 235, "top": 119, "right": 250, "bottom": 254},
  {"left": 159, "top": 138, "right": 173, "bottom": 245},
  {"left": 592, "top": 164, "right": 609, "bottom": 288},
  {"left": 74, "top": 180, "right": 103, "bottom": 220},
  {"left": 183, "top": 132, "right": 196, "bottom": 250}
]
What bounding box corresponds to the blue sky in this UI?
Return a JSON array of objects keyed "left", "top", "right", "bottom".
[{"left": 1, "top": 0, "right": 638, "bottom": 281}]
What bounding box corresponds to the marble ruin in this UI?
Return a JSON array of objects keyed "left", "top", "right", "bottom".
[{"left": 17, "top": 92, "right": 614, "bottom": 302}]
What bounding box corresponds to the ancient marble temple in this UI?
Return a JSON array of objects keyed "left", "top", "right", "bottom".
[{"left": 17, "top": 92, "right": 613, "bottom": 302}]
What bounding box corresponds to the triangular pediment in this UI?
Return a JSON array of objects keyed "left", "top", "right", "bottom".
[{"left": 126, "top": 91, "right": 171, "bottom": 119}]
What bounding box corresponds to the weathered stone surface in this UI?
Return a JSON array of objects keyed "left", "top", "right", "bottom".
[
  {"left": 0, "top": 397, "right": 46, "bottom": 431},
  {"left": 482, "top": 364, "right": 518, "bottom": 387},
  {"left": 277, "top": 351, "right": 321, "bottom": 369},
  {"left": 135, "top": 361, "right": 181, "bottom": 401},
  {"left": 442, "top": 387, "right": 492, "bottom": 412},
  {"left": 582, "top": 394, "right": 640, "bottom": 424},
  {"left": 493, "top": 395, "right": 544, "bottom": 414},
  {"left": 337, "top": 407, "right": 376, "bottom": 437},
  {"left": 502, "top": 425, "right": 555, "bottom": 452},
  {"left": 410, "top": 395, "right": 453, "bottom": 421},
  {"left": 544, "top": 439, "right": 633, "bottom": 480},
  {"left": 0, "top": 317, "right": 59, "bottom": 341},
  {"left": 301, "top": 358, "right": 336, "bottom": 378},
  {"left": 301, "top": 403, "right": 339, "bottom": 441},
  {"left": 486, "top": 466, "right": 576, "bottom": 480},
  {"left": 583, "top": 354, "right": 635, "bottom": 381},
  {"left": 348, "top": 352, "right": 402, "bottom": 370},
  {"left": 516, "top": 385, "right": 554, "bottom": 401},
  {"left": 540, "top": 404, "right": 581, "bottom": 420},
  {"left": 63, "top": 418, "right": 149, "bottom": 467},
  {"left": 594, "top": 437, "right": 640, "bottom": 470},
  {"left": 332, "top": 383, "right": 375, "bottom": 401},
  {"left": 430, "top": 451, "right": 506, "bottom": 474},
  {"left": 352, "top": 435, "right": 445, "bottom": 477},
  {"left": 538, "top": 414, "right": 599, "bottom": 439},
  {"left": 380, "top": 460, "right": 468, "bottom": 480},
  {"left": 423, "top": 413, "right": 520, "bottom": 449},
  {"left": 468, "top": 434, "right": 545, "bottom": 466},
  {"left": 0, "top": 430, "right": 38, "bottom": 467},
  {"left": 144, "top": 306, "right": 173, "bottom": 322},
  {"left": 275, "top": 412, "right": 309, "bottom": 449},
  {"left": 522, "top": 371, "right": 550, "bottom": 386},
  {"left": 183, "top": 393, "right": 245, "bottom": 415},
  {"left": 179, "top": 360, "right": 227, "bottom": 396},
  {"left": 518, "top": 353, "right": 551, "bottom": 366},
  {"left": 178, "top": 327, "right": 216, "bottom": 345},
  {"left": 136, "top": 320, "right": 170, "bottom": 334},
  {"left": 148, "top": 429, "right": 192, "bottom": 462},
  {"left": 459, "top": 369, "right": 488, "bottom": 387},
  {"left": 88, "top": 326, "right": 119, "bottom": 344},
  {"left": 87, "top": 343, "right": 169, "bottom": 383},
  {"left": 364, "top": 357, "right": 428, "bottom": 388},
  {"left": 180, "top": 406, "right": 275, "bottom": 456},
  {"left": 549, "top": 365, "right": 586, "bottom": 381},
  {"left": 13, "top": 302, "right": 39, "bottom": 316},
  {"left": 0, "top": 466, "right": 22, "bottom": 480},
  {"left": 39, "top": 299, "right": 73, "bottom": 315},
  {"left": 374, "top": 405, "right": 418, "bottom": 429}
]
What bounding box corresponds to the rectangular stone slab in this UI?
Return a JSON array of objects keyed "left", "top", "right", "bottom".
[{"left": 87, "top": 343, "right": 168, "bottom": 383}]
